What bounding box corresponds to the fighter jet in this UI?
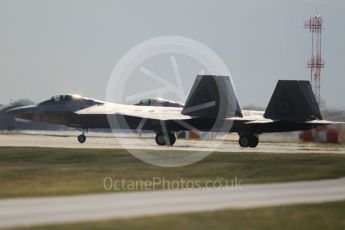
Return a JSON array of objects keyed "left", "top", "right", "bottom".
[{"left": 6, "top": 75, "right": 340, "bottom": 148}]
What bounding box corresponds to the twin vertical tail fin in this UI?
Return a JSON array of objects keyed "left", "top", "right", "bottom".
[
  {"left": 182, "top": 75, "right": 242, "bottom": 118},
  {"left": 264, "top": 80, "right": 322, "bottom": 121}
]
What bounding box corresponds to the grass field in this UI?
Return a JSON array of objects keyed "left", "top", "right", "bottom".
[
  {"left": 7, "top": 201, "right": 345, "bottom": 230},
  {"left": 1, "top": 147, "right": 345, "bottom": 198}
]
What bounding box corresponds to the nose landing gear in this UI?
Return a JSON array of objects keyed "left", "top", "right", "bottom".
[{"left": 78, "top": 129, "right": 88, "bottom": 144}]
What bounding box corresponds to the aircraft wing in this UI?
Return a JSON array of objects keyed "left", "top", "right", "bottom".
[
  {"left": 221, "top": 117, "right": 344, "bottom": 128},
  {"left": 305, "top": 120, "right": 345, "bottom": 125},
  {"left": 242, "top": 119, "right": 343, "bottom": 125},
  {"left": 243, "top": 119, "right": 273, "bottom": 124},
  {"left": 75, "top": 103, "right": 193, "bottom": 121},
  {"left": 76, "top": 75, "right": 243, "bottom": 122}
]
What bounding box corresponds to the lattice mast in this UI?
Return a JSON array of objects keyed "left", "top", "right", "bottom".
[{"left": 304, "top": 16, "right": 324, "bottom": 105}]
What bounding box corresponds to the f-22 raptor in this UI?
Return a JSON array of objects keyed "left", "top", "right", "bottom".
[{"left": 7, "top": 75, "right": 339, "bottom": 148}]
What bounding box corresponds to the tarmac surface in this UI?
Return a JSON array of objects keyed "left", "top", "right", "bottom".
[
  {"left": 1, "top": 133, "right": 345, "bottom": 228},
  {"left": 0, "top": 177, "right": 345, "bottom": 228},
  {"left": 0, "top": 133, "right": 345, "bottom": 154}
]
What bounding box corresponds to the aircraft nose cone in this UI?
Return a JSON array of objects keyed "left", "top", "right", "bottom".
[
  {"left": 5, "top": 105, "right": 36, "bottom": 119},
  {"left": 5, "top": 107, "right": 22, "bottom": 117}
]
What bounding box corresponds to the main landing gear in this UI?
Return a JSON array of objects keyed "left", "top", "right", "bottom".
[
  {"left": 155, "top": 131, "right": 176, "bottom": 146},
  {"left": 78, "top": 129, "right": 88, "bottom": 144},
  {"left": 239, "top": 134, "right": 259, "bottom": 148}
]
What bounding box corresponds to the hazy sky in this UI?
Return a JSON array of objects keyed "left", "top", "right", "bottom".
[{"left": 0, "top": 0, "right": 344, "bottom": 109}]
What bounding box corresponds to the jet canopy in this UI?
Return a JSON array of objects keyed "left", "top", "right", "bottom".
[
  {"left": 135, "top": 98, "right": 184, "bottom": 108},
  {"left": 39, "top": 94, "right": 83, "bottom": 104}
]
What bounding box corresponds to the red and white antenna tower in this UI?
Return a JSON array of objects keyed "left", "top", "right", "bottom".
[{"left": 304, "top": 16, "right": 324, "bottom": 105}]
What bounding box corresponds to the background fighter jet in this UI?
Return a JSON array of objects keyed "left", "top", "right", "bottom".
[{"left": 6, "top": 75, "right": 340, "bottom": 148}]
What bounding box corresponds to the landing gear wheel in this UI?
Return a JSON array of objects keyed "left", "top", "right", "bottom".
[
  {"left": 239, "top": 134, "right": 259, "bottom": 148},
  {"left": 248, "top": 135, "right": 259, "bottom": 148},
  {"left": 168, "top": 132, "right": 176, "bottom": 146},
  {"left": 155, "top": 132, "right": 166, "bottom": 146},
  {"left": 239, "top": 135, "right": 250, "bottom": 148},
  {"left": 78, "top": 134, "right": 86, "bottom": 144},
  {"left": 155, "top": 132, "right": 176, "bottom": 146}
]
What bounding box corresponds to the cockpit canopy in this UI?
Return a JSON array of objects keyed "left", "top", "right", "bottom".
[
  {"left": 51, "top": 94, "right": 82, "bottom": 102},
  {"left": 135, "top": 98, "right": 184, "bottom": 108},
  {"left": 39, "top": 94, "right": 83, "bottom": 104}
]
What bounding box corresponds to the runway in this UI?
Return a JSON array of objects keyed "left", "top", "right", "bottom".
[
  {"left": 0, "top": 177, "right": 345, "bottom": 228},
  {"left": 1, "top": 133, "right": 345, "bottom": 228},
  {"left": 0, "top": 133, "right": 345, "bottom": 154}
]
